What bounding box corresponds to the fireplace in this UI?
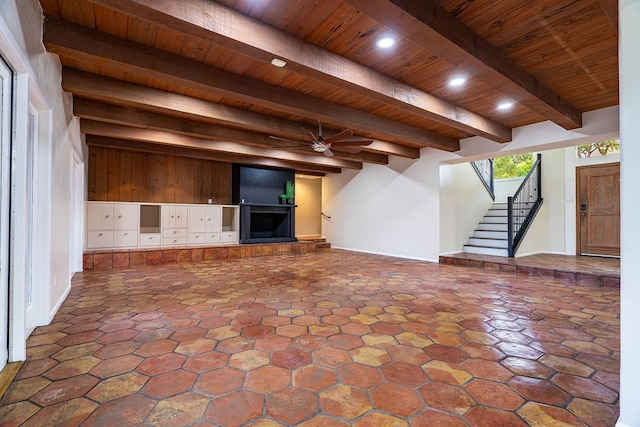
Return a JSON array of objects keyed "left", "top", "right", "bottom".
[{"left": 240, "top": 203, "right": 297, "bottom": 244}]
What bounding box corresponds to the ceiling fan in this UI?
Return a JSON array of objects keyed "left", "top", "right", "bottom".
[{"left": 270, "top": 121, "right": 373, "bottom": 157}]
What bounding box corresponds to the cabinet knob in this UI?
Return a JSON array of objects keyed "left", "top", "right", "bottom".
[
  {"left": 98, "top": 233, "right": 102, "bottom": 236},
  {"left": 200, "top": 218, "right": 203, "bottom": 221},
  {"left": 124, "top": 233, "right": 128, "bottom": 236},
  {"left": 171, "top": 215, "right": 174, "bottom": 218},
  {"left": 118, "top": 215, "right": 122, "bottom": 219},
  {"left": 105, "top": 215, "right": 109, "bottom": 218}
]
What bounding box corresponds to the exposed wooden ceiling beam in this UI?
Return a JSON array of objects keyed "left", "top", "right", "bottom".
[
  {"left": 86, "top": 135, "right": 337, "bottom": 175},
  {"left": 80, "top": 119, "right": 364, "bottom": 170},
  {"left": 341, "top": 0, "right": 583, "bottom": 130},
  {"left": 84, "top": 0, "right": 511, "bottom": 143},
  {"left": 62, "top": 68, "right": 420, "bottom": 159},
  {"left": 44, "top": 17, "right": 459, "bottom": 152},
  {"left": 597, "top": 0, "right": 618, "bottom": 33},
  {"left": 73, "top": 98, "right": 389, "bottom": 165}
]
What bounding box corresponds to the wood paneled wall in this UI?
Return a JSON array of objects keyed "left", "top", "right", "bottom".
[{"left": 88, "top": 146, "right": 232, "bottom": 204}]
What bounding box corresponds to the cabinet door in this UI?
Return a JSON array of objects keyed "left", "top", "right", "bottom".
[
  {"left": 163, "top": 205, "right": 176, "bottom": 229},
  {"left": 114, "top": 204, "right": 138, "bottom": 231},
  {"left": 189, "top": 206, "right": 207, "bottom": 233},
  {"left": 87, "top": 203, "right": 114, "bottom": 230},
  {"left": 177, "top": 205, "right": 189, "bottom": 228},
  {"left": 206, "top": 206, "right": 222, "bottom": 233}
]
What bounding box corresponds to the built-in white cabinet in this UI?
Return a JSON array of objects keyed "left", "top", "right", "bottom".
[
  {"left": 188, "top": 205, "right": 222, "bottom": 245},
  {"left": 113, "top": 204, "right": 138, "bottom": 248},
  {"left": 162, "top": 205, "right": 189, "bottom": 246},
  {"left": 86, "top": 203, "right": 115, "bottom": 249},
  {"left": 85, "top": 201, "right": 239, "bottom": 250}
]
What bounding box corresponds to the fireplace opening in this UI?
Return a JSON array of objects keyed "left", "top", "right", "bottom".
[
  {"left": 250, "top": 212, "right": 289, "bottom": 239},
  {"left": 240, "top": 203, "right": 297, "bottom": 244}
]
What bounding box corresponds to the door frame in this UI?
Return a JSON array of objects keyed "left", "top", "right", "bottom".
[
  {"left": 0, "top": 54, "right": 13, "bottom": 371},
  {"left": 575, "top": 161, "right": 621, "bottom": 256}
]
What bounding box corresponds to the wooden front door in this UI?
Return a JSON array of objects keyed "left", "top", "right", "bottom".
[{"left": 577, "top": 162, "right": 620, "bottom": 256}]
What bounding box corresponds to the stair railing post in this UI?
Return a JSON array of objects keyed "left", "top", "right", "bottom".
[
  {"left": 536, "top": 153, "right": 542, "bottom": 202},
  {"left": 507, "top": 196, "right": 514, "bottom": 257},
  {"left": 489, "top": 158, "right": 494, "bottom": 196}
]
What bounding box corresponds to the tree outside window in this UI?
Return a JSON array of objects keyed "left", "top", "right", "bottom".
[
  {"left": 493, "top": 153, "right": 533, "bottom": 179},
  {"left": 576, "top": 140, "right": 620, "bottom": 158}
]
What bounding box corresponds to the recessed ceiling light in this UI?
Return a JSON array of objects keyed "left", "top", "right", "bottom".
[
  {"left": 449, "top": 77, "right": 466, "bottom": 87},
  {"left": 497, "top": 101, "right": 514, "bottom": 111},
  {"left": 271, "top": 58, "right": 287, "bottom": 68},
  {"left": 376, "top": 37, "right": 395, "bottom": 49}
]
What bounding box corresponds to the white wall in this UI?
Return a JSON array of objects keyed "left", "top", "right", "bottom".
[
  {"left": 514, "top": 149, "right": 566, "bottom": 256},
  {"left": 295, "top": 176, "right": 322, "bottom": 238},
  {"left": 618, "top": 1, "right": 640, "bottom": 426},
  {"left": 0, "top": 0, "right": 83, "bottom": 357},
  {"left": 323, "top": 150, "right": 449, "bottom": 262},
  {"left": 494, "top": 178, "right": 521, "bottom": 202},
  {"left": 324, "top": 106, "right": 618, "bottom": 262},
  {"left": 439, "top": 163, "right": 494, "bottom": 254}
]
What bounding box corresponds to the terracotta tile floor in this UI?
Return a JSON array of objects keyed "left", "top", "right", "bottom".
[{"left": 0, "top": 249, "right": 620, "bottom": 426}]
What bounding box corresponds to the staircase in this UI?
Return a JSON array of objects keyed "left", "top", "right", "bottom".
[{"left": 463, "top": 203, "right": 509, "bottom": 257}]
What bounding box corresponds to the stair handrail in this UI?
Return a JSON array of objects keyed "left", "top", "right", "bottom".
[
  {"left": 471, "top": 158, "right": 495, "bottom": 201},
  {"left": 507, "top": 153, "right": 543, "bottom": 257}
]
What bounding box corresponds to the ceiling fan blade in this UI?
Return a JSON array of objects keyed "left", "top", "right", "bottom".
[
  {"left": 301, "top": 127, "right": 318, "bottom": 143},
  {"left": 330, "top": 139, "right": 374, "bottom": 147},
  {"left": 323, "top": 148, "right": 334, "bottom": 157},
  {"left": 324, "top": 129, "right": 354, "bottom": 144}
]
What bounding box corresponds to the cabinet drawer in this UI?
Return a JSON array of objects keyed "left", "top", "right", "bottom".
[
  {"left": 162, "top": 228, "right": 187, "bottom": 238},
  {"left": 87, "top": 231, "right": 114, "bottom": 249},
  {"left": 139, "top": 233, "right": 161, "bottom": 247},
  {"left": 114, "top": 230, "right": 138, "bottom": 248},
  {"left": 162, "top": 237, "right": 187, "bottom": 246},
  {"left": 221, "top": 231, "right": 238, "bottom": 243},
  {"left": 206, "top": 232, "right": 221, "bottom": 244},
  {"left": 188, "top": 233, "right": 207, "bottom": 245}
]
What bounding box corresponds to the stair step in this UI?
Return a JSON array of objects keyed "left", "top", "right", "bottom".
[
  {"left": 472, "top": 230, "right": 507, "bottom": 239},
  {"left": 316, "top": 242, "right": 331, "bottom": 249},
  {"left": 467, "top": 237, "right": 508, "bottom": 248},
  {"left": 478, "top": 223, "right": 508, "bottom": 231},
  {"left": 463, "top": 245, "right": 509, "bottom": 257},
  {"left": 481, "top": 216, "right": 507, "bottom": 224},
  {"left": 485, "top": 209, "right": 507, "bottom": 217}
]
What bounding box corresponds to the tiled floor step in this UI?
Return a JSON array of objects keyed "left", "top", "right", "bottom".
[{"left": 298, "top": 236, "right": 331, "bottom": 249}]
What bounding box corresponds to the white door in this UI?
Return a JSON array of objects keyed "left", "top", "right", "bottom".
[{"left": 0, "top": 58, "right": 13, "bottom": 371}]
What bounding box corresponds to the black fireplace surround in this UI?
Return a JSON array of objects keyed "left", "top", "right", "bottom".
[
  {"left": 239, "top": 203, "right": 297, "bottom": 244},
  {"left": 232, "top": 165, "right": 298, "bottom": 244}
]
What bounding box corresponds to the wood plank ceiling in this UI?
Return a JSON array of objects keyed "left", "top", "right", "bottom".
[{"left": 39, "top": 0, "right": 618, "bottom": 175}]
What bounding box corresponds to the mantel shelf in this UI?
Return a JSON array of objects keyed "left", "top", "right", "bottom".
[{"left": 240, "top": 202, "right": 297, "bottom": 208}]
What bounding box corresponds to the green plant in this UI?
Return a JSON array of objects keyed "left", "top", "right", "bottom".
[
  {"left": 281, "top": 180, "right": 294, "bottom": 202},
  {"left": 493, "top": 153, "right": 534, "bottom": 179}
]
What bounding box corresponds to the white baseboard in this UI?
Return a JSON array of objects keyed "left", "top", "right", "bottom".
[
  {"left": 49, "top": 283, "right": 71, "bottom": 324},
  {"left": 514, "top": 250, "right": 567, "bottom": 257},
  {"left": 439, "top": 250, "right": 464, "bottom": 256},
  {"left": 330, "top": 246, "right": 438, "bottom": 263}
]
